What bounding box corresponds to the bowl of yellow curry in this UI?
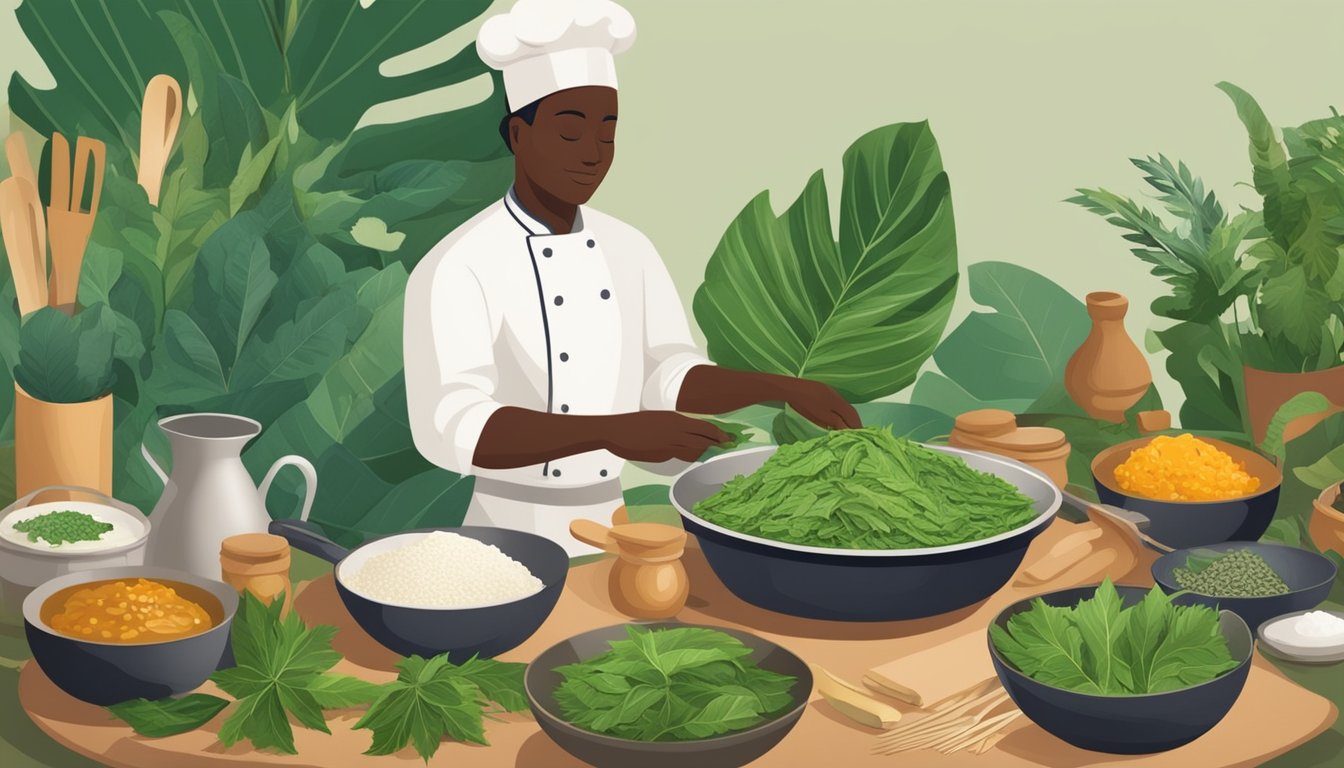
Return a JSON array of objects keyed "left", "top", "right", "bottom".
[
  {"left": 1091, "top": 434, "right": 1282, "bottom": 549},
  {"left": 23, "top": 566, "right": 238, "bottom": 705}
]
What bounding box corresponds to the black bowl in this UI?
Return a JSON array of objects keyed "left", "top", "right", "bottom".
[
  {"left": 1092, "top": 436, "right": 1282, "bottom": 549},
  {"left": 525, "top": 622, "right": 811, "bottom": 768},
  {"left": 23, "top": 566, "right": 238, "bottom": 706},
  {"left": 272, "top": 521, "right": 568, "bottom": 663},
  {"left": 1152, "top": 542, "right": 1337, "bottom": 632},
  {"left": 989, "top": 585, "right": 1253, "bottom": 754},
  {"left": 671, "top": 446, "right": 1061, "bottom": 621}
]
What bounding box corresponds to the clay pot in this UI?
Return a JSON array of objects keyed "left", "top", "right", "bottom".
[
  {"left": 1242, "top": 365, "right": 1344, "bottom": 445},
  {"left": 1064, "top": 292, "right": 1152, "bottom": 423},
  {"left": 570, "top": 510, "right": 689, "bottom": 620},
  {"left": 14, "top": 385, "right": 113, "bottom": 503},
  {"left": 1310, "top": 483, "right": 1344, "bottom": 558}
]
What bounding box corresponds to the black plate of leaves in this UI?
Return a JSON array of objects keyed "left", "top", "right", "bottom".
[{"left": 524, "top": 622, "right": 811, "bottom": 768}]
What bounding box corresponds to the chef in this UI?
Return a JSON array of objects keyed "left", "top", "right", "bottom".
[{"left": 405, "top": 0, "right": 860, "bottom": 556}]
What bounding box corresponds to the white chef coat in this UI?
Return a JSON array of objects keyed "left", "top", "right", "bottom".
[{"left": 404, "top": 190, "right": 710, "bottom": 556}]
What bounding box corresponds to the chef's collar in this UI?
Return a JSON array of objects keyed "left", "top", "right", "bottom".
[{"left": 505, "top": 187, "right": 584, "bottom": 236}]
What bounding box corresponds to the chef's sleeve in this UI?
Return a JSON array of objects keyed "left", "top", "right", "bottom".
[
  {"left": 404, "top": 258, "right": 503, "bottom": 475},
  {"left": 640, "top": 244, "right": 712, "bottom": 411}
]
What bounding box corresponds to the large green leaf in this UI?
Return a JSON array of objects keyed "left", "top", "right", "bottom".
[
  {"left": 1152, "top": 320, "right": 1247, "bottom": 435},
  {"left": 911, "top": 261, "right": 1087, "bottom": 417},
  {"left": 693, "top": 122, "right": 958, "bottom": 403}
]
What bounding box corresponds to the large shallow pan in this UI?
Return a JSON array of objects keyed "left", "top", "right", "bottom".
[
  {"left": 271, "top": 520, "right": 566, "bottom": 662},
  {"left": 671, "top": 445, "right": 1061, "bottom": 621}
]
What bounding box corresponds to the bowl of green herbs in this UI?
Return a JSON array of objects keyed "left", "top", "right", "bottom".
[
  {"left": 989, "top": 580, "right": 1252, "bottom": 754},
  {"left": 1151, "top": 542, "right": 1336, "bottom": 633},
  {"left": 525, "top": 622, "right": 810, "bottom": 768},
  {"left": 670, "top": 428, "right": 1061, "bottom": 621}
]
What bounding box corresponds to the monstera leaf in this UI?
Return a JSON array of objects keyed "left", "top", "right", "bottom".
[{"left": 693, "top": 122, "right": 958, "bottom": 403}]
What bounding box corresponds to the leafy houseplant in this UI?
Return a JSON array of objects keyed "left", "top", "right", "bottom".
[
  {"left": 1217, "top": 83, "right": 1344, "bottom": 443},
  {"left": 1, "top": 0, "right": 513, "bottom": 543}
]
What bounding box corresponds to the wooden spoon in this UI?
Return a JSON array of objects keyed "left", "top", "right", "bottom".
[
  {"left": 46, "top": 133, "right": 105, "bottom": 314},
  {"left": 136, "top": 74, "right": 182, "bottom": 206},
  {"left": 4, "top": 132, "right": 37, "bottom": 188},
  {"left": 0, "top": 176, "right": 48, "bottom": 315}
]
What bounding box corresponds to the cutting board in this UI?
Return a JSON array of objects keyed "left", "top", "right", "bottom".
[{"left": 18, "top": 519, "right": 1338, "bottom": 767}]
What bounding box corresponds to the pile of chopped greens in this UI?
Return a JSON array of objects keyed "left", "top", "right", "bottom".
[
  {"left": 1173, "top": 549, "right": 1290, "bottom": 597},
  {"left": 991, "top": 580, "right": 1241, "bottom": 695},
  {"left": 553, "top": 625, "right": 797, "bottom": 742},
  {"left": 13, "top": 510, "right": 114, "bottom": 546},
  {"left": 694, "top": 427, "right": 1037, "bottom": 549},
  {"left": 108, "top": 591, "right": 527, "bottom": 760}
]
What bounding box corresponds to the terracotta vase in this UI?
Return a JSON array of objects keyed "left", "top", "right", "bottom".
[
  {"left": 1242, "top": 364, "right": 1344, "bottom": 445},
  {"left": 1064, "top": 292, "right": 1152, "bottom": 423},
  {"left": 14, "top": 385, "right": 113, "bottom": 503}
]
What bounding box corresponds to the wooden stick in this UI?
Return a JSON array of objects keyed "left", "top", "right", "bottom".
[
  {"left": 874, "top": 719, "right": 973, "bottom": 754},
  {"left": 931, "top": 678, "right": 998, "bottom": 711},
  {"left": 879, "top": 688, "right": 1008, "bottom": 741},
  {"left": 974, "top": 731, "right": 1008, "bottom": 754},
  {"left": 935, "top": 711, "right": 1022, "bottom": 753}
]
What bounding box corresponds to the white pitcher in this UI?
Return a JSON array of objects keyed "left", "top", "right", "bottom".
[{"left": 142, "top": 413, "right": 316, "bottom": 579}]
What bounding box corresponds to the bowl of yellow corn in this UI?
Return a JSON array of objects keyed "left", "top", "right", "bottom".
[{"left": 1091, "top": 434, "right": 1281, "bottom": 549}]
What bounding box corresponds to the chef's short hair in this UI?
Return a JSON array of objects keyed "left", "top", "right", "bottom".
[{"left": 498, "top": 99, "right": 542, "bottom": 153}]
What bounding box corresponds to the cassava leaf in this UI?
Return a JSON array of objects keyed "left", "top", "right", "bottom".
[
  {"left": 13, "top": 305, "right": 118, "bottom": 403},
  {"left": 1262, "top": 391, "right": 1333, "bottom": 461},
  {"left": 693, "top": 122, "right": 957, "bottom": 402},
  {"left": 108, "top": 694, "right": 231, "bottom": 738}
]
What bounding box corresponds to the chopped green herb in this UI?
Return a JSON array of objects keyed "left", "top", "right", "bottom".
[
  {"left": 355, "top": 654, "right": 528, "bottom": 761},
  {"left": 13, "top": 510, "right": 114, "bottom": 546},
  {"left": 108, "top": 694, "right": 231, "bottom": 737},
  {"left": 1173, "top": 549, "right": 1290, "bottom": 597},
  {"left": 552, "top": 625, "right": 797, "bottom": 742},
  {"left": 694, "top": 427, "right": 1037, "bottom": 549},
  {"left": 991, "top": 580, "right": 1241, "bottom": 695}
]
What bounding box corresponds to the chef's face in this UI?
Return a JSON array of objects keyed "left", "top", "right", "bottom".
[{"left": 509, "top": 86, "right": 617, "bottom": 206}]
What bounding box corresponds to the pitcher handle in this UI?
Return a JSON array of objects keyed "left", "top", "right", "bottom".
[
  {"left": 141, "top": 444, "right": 168, "bottom": 485},
  {"left": 259, "top": 456, "right": 317, "bottom": 522}
]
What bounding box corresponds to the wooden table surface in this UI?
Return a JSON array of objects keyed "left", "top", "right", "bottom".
[{"left": 19, "top": 520, "right": 1338, "bottom": 767}]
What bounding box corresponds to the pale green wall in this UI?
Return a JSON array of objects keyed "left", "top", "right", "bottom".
[{"left": 4, "top": 0, "right": 1344, "bottom": 418}]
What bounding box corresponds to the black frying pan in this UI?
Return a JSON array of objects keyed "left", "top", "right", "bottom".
[{"left": 270, "top": 520, "right": 567, "bottom": 662}]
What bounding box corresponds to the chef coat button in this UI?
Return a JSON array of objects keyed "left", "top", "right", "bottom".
[
  {"left": 560, "top": 404, "right": 570, "bottom": 413},
  {"left": 542, "top": 247, "right": 553, "bottom": 257},
  {"left": 600, "top": 469, "right": 608, "bottom": 477},
  {"left": 554, "top": 295, "right": 564, "bottom": 306},
  {"left": 559, "top": 352, "right": 569, "bottom": 362},
  {"left": 600, "top": 289, "right": 611, "bottom": 300},
  {"left": 552, "top": 469, "right": 562, "bottom": 478},
  {"left": 586, "top": 239, "right": 595, "bottom": 248}
]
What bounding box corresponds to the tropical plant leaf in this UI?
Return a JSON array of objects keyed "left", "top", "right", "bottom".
[
  {"left": 1261, "top": 391, "right": 1333, "bottom": 462},
  {"left": 693, "top": 122, "right": 958, "bottom": 402}
]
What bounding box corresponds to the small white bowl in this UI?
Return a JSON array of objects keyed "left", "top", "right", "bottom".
[
  {"left": 1257, "top": 610, "right": 1344, "bottom": 665},
  {"left": 0, "top": 491, "right": 150, "bottom": 617}
]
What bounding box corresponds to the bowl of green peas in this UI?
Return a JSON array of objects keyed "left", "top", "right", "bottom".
[{"left": 1151, "top": 542, "right": 1336, "bottom": 633}]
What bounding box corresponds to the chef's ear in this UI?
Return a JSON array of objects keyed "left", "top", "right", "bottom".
[{"left": 498, "top": 99, "right": 543, "bottom": 154}]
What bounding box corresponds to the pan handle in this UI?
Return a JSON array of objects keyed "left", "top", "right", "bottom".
[{"left": 269, "top": 519, "right": 349, "bottom": 565}]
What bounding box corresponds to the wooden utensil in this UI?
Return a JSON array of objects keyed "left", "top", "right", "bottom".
[
  {"left": 0, "top": 175, "right": 48, "bottom": 315},
  {"left": 46, "top": 132, "right": 105, "bottom": 315},
  {"left": 136, "top": 74, "right": 182, "bottom": 206},
  {"left": 5, "top": 132, "right": 38, "bottom": 188}
]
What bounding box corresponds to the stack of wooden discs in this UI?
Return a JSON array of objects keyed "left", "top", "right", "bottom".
[{"left": 948, "top": 409, "right": 1071, "bottom": 488}]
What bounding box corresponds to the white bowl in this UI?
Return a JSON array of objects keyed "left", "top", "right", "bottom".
[{"left": 0, "top": 494, "right": 150, "bottom": 618}]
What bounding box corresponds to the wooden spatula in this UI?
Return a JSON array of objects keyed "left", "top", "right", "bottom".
[
  {"left": 4, "top": 132, "right": 37, "bottom": 188},
  {"left": 0, "top": 175, "right": 48, "bottom": 316},
  {"left": 136, "top": 74, "right": 182, "bottom": 206},
  {"left": 46, "top": 133, "right": 105, "bottom": 314}
]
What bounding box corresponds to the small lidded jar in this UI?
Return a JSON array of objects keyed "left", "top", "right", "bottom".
[{"left": 220, "top": 533, "right": 293, "bottom": 614}]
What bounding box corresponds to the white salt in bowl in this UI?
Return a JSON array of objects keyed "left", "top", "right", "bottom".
[{"left": 1258, "top": 610, "right": 1344, "bottom": 664}]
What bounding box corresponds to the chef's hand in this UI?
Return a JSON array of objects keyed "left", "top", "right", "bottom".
[
  {"left": 602, "top": 412, "right": 733, "bottom": 463},
  {"left": 778, "top": 378, "right": 862, "bottom": 430}
]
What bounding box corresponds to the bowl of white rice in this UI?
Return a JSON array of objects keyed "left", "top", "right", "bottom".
[{"left": 270, "top": 520, "right": 567, "bottom": 661}]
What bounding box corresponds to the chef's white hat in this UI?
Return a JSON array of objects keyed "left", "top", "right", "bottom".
[{"left": 477, "top": 0, "right": 636, "bottom": 112}]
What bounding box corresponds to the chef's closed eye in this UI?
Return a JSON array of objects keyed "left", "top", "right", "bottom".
[
  {"left": 600, "top": 115, "right": 616, "bottom": 144},
  {"left": 553, "top": 109, "right": 586, "bottom": 141}
]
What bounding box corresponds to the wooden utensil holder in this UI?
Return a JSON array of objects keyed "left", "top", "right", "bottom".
[{"left": 15, "top": 385, "right": 113, "bottom": 503}]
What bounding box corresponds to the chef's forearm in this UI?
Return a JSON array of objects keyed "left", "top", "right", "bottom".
[
  {"left": 471, "top": 407, "right": 616, "bottom": 469},
  {"left": 675, "top": 365, "right": 789, "bottom": 413}
]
